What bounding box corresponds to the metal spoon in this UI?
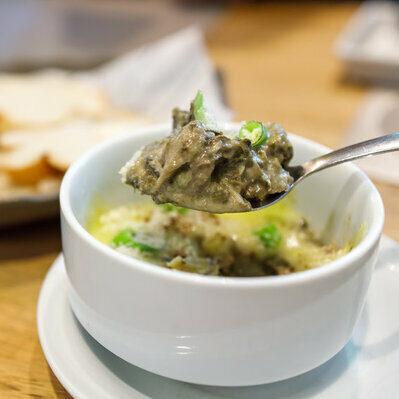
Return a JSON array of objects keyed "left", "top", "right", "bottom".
[{"left": 251, "top": 132, "right": 399, "bottom": 211}]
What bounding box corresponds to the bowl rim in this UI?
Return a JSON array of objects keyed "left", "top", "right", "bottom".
[{"left": 60, "top": 123, "right": 385, "bottom": 289}]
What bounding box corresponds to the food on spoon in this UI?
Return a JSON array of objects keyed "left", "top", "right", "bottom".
[
  {"left": 120, "top": 90, "right": 294, "bottom": 213},
  {"left": 88, "top": 198, "right": 353, "bottom": 277}
]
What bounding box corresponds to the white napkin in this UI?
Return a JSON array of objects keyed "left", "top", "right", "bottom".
[
  {"left": 343, "top": 90, "right": 399, "bottom": 185},
  {"left": 79, "top": 26, "right": 233, "bottom": 122}
]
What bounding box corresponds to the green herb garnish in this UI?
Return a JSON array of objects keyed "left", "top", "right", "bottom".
[
  {"left": 112, "top": 228, "right": 136, "bottom": 247},
  {"left": 239, "top": 121, "right": 269, "bottom": 147},
  {"left": 112, "top": 228, "right": 157, "bottom": 253},
  {"left": 160, "top": 203, "right": 187, "bottom": 214},
  {"left": 192, "top": 90, "right": 219, "bottom": 131},
  {"left": 255, "top": 222, "right": 282, "bottom": 250}
]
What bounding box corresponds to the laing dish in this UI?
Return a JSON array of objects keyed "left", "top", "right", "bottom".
[
  {"left": 102, "top": 92, "right": 356, "bottom": 276},
  {"left": 88, "top": 197, "right": 355, "bottom": 277}
]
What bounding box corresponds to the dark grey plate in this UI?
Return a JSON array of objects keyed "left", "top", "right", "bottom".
[{"left": 0, "top": 193, "right": 59, "bottom": 228}]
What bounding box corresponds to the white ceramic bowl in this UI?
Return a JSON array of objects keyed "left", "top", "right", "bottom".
[{"left": 60, "top": 123, "right": 384, "bottom": 386}]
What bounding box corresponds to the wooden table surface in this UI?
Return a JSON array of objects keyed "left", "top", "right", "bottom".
[{"left": 1, "top": 3, "right": 398, "bottom": 398}]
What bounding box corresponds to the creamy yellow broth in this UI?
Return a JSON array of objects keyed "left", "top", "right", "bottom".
[{"left": 87, "top": 197, "right": 355, "bottom": 277}]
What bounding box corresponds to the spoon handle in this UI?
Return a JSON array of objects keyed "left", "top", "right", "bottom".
[{"left": 302, "top": 132, "right": 399, "bottom": 176}]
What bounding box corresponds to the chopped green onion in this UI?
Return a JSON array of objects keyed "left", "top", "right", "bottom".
[
  {"left": 160, "top": 203, "right": 174, "bottom": 212},
  {"left": 112, "top": 228, "right": 135, "bottom": 247},
  {"left": 130, "top": 241, "right": 158, "bottom": 253},
  {"left": 112, "top": 228, "right": 157, "bottom": 253},
  {"left": 239, "top": 121, "right": 269, "bottom": 147},
  {"left": 192, "top": 90, "right": 219, "bottom": 131},
  {"left": 160, "top": 203, "right": 187, "bottom": 214},
  {"left": 255, "top": 222, "right": 282, "bottom": 250}
]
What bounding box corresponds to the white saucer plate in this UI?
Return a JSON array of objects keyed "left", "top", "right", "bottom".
[{"left": 37, "top": 235, "right": 399, "bottom": 399}]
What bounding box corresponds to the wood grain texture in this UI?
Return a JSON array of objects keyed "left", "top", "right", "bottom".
[
  {"left": 1, "top": 2, "right": 397, "bottom": 398},
  {"left": 0, "top": 250, "right": 70, "bottom": 399}
]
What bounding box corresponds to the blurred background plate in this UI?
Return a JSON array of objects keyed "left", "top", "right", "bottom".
[{"left": 0, "top": 192, "right": 59, "bottom": 227}]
